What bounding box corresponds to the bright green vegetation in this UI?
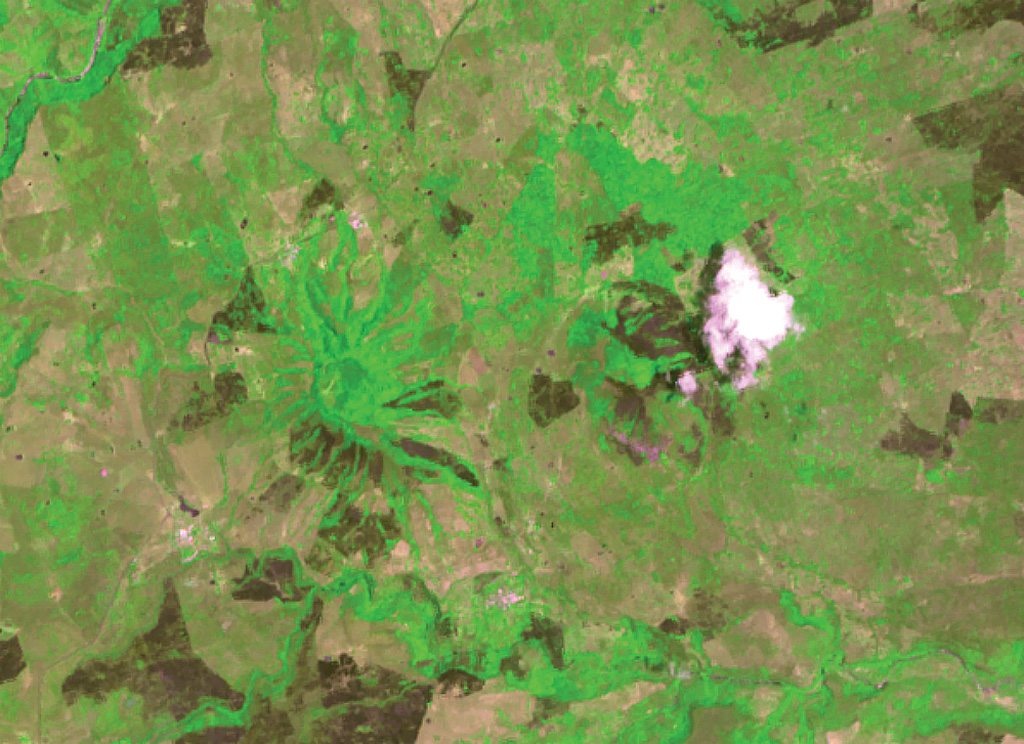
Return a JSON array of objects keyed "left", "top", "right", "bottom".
[{"left": 3, "top": 0, "right": 1024, "bottom": 742}]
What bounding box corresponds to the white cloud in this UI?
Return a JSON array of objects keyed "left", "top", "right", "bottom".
[
  {"left": 677, "top": 370, "right": 698, "bottom": 397},
  {"left": 702, "top": 248, "right": 801, "bottom": 390}
]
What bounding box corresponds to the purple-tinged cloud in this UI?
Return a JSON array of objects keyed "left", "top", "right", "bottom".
[
  {"left": 703, "top": 248, "right": 801, "bottom": 390},
  {"left": 676, "top": 370, "right": 698, "bottom": 398}
]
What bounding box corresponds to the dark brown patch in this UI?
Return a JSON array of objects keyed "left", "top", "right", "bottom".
[
  {"left": 397, "top": 438, "right": 480, "bottom": 487},
  {"left": 972, "top": 122, "right": 1024, "bottom": 221},
  {"left": 472, "top": 571, "right": 501, "bottom": 595},
  {"left": 742, "top": 211, "right": 794, "bottom": 283},
  {"left": 62, "top": 580, "right": 245, "bottom": 724},
  {"left": 686, "top": 588, "right": 728, "bottom": 640},
  {"left": 316, "top": 652, "right": 361, "bottom": 708},
  {"left": 240, "top": 700, "right": 295, "bottom": 744},
  {"left": 0, "top": 634, "right": 27, "bottom": 684},
  {"left": 499, "top": 653, "right": 526, "bottom": 679},
  {"left": 210, "top": 265, "right": 275, "bottom": 336},
  {"left": 680, "top": 422, "right": 706, "bottom": 469},
  {"left": 298, "top": 178, "right": 345, "bottom": 225},
  {"left": 139, "top": 658, "right": 245, "bottom": 720},
  {"left": 214, "top": 371, "right": 248, "bottom": 409},
  {"left": 174, "top": 371, "right": 248, "bottom": 432},
  {"left": 693, "top": 241, "right": 726, "bottom": 317},
  {"left": 974, "top": 397, "right": 1024, "bottom": 424},
  {"left": 436, "top": 668, "right": 485, "bottom": 697},
  {"left": 945, "top": 391, "right": 974, "bottom": 437},
  {"left": 129, "top": 578, "right": 194, "bottom": 664},
  {"left": 913, "top": 88, "right": 1005, "bottom": 151},
  {"left": 314, "top": 654, "right": 433, "bottom": 744},
  {"left": 436, "top": 615, "right": 456, "bottom": 639},
  {"left": 300, "top": 595, "right": 325, "bottom": 634},
  {"left": 696, "top": 388, "right": 736, "bottom": 438},
  {"left": 60, "top": 658, "right": 128, "bottom": 704},
  {"left": 657, "top": 616, "right": 689, "bottom": 636},
  {"left": 322, "top": 440, "right": 374, "bottom": 491},
  {"left": 317, "top": 504, "right": 402, "bottom": 565},
  {"left": 175, "top": 725, "right": 246, "bottom": 744},
  {"left": 530, "top": 695, "right": 570, "bottom": 726},
  {"left": 1013, "top": 511, "right": 1024, "bottom": 540},
  {"left": 527, "top": 373, "right": 580, "bottom": 428},
  {"left": 608, "top": 373, "right": 712, "bottom": 467},
  {"left": 954, "top": 724, "right": 1002, "bottom": 744},
  {"left": 879, "top": 414, "right": 954, "bottom": 461},
  {"left": 383, "top": 379, "right": 462, "bottom": 419},
  {"left": 584, "top": 206, "right": 676, "bottom": 264},
  {"left": 178, "top": 493, "right": 200, "bottom": 518},
  {"left": 602, "top": 282, "right": 708, "bottom": 367},
  {"left": 911, "top": 0, "right": 1024, "bottom": 37},
  {"left": 382, "top": 52, "right": 431, "bottom": 131},
  {"left": 367, "top": 449, "right": 385, "bottom": 487},
  {"left": 258, "top": 474, "right": 304, "bottom": 510},
  {"left": 708, "top": 0, "right": 872, "bottom": 53},
  {"left": 277, "top": 596, "right": 324, "bottom": 705},
  {"left": 607, "top": 382, "right": 655, "bottom": 466},
  {"left": 175, "top": 380, "right": 220, "bottom": 432},
  {"left": 122, "top": 0, "right": 212, "bottom": 74},
  {"left": 520, "top": 615, "right": 565, "bottom": 670},
  {"left": 914, "top": 88, "right": 1024, "bottom": 222},
  {"left": 393, "top": 223, "right": 415, "bottom": 248},
  {"left": 439, "top": 199, "right": 474, "bottom": 239},
  {"left": 231, "top": 554, "right": 311, "bottom": 603},
  {"left": 289, "top": 420, "right": 370, "bottom": 488},
  {"left": 688, "top": 241, "right": 756, "bottom": 385}
]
